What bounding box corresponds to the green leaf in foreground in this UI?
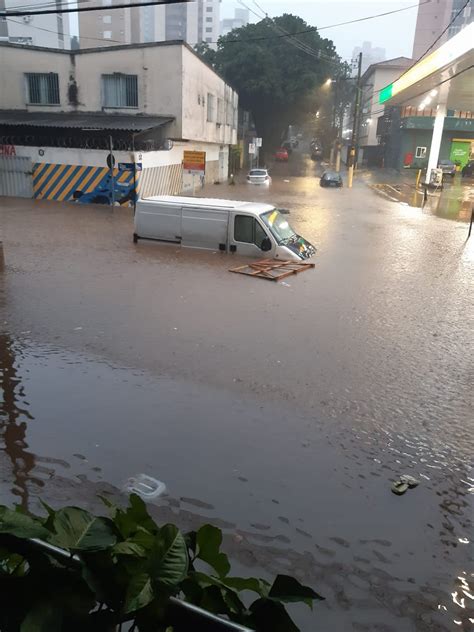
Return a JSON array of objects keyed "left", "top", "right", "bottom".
[
  {"left": 196, "top": 524, "right": 230, "bottom": 577},
  {"left": 21, "top": 602, "right": 62, "bottom": 632},
  {"left": 50, "top": 507, "right": 117, "bottom": 552},
  {"left": 124, "top": 572, "right": 154, "bottom": 614},
  {"left": 151, "top": 524, "right": 188, "bottom": 587},
  {"left": 250, "top": 598, "right": 299, "bottom": 632},
  {"left": 269, "top": 574, "right": 324, "bottom": 608},
  {"left": 0, "top": 507, "right": 49, "bottom": 540}
]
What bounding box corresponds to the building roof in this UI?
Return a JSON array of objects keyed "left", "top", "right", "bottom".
[
  {"left": 361, "top": 56, "right": 414, "bottom": 84},
  {"left": 379, "top": 22, "right": 474, "bottom": 111},
  {"left": 0, "top": 111, "right": 174, "bottom": 132}
]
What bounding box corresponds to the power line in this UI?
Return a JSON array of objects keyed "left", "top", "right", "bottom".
[
  {"left": 5, "top": 16, "right": 124, "bottom": 45},
  {"left": 0, "top": 0, "right": 190, "bottom": 18},
  {"left": 203, "top": 1, "right": 429, "bottom": 46}
]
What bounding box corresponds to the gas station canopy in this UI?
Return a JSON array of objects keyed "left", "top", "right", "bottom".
[{"left": 379, "top": 22, "right": 474, "bottom": 111}]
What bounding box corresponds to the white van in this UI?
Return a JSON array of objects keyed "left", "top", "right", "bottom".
[{"left": 134, "top": 196, "right": 316, "bottom": 261}]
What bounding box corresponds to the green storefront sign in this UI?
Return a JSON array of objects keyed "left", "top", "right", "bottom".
[{"left": 449, "top": 140, "right": 472, "bottom": 167}]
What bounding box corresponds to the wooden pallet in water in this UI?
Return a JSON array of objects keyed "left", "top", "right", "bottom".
[{"left": 229, "top": 259, "right": 315, "bottom": 281}]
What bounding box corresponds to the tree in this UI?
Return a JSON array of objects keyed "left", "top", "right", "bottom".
[{"left": 195, "top": 14, "right": 347, "bottom": 151}]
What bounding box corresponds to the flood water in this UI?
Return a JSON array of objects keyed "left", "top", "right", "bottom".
[{"left": 0, "top": 156, "right": 473, "bottom": 630}]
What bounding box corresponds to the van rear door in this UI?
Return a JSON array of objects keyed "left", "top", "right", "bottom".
[
  {"left": 136, "top": 201, "right": 182, "bottom": 242},
  {"left": 181, "top": 206, "right": 229, "bottom": 251}
]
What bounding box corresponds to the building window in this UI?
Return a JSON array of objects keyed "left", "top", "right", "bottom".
[
  {"left": 206, "top": 27, "right": 212, "bottom": 32},
  {"left": 207, "top": 93, "right": 215, "bottom": 121},
  {"left": 102, "top": 0, "right": 112, "bottom": 5},
  {"left": 102, "top": 74, "right": 138, "bottom": 108},
  {"left": 234, "top": 216, "right": 267, "bottom": 246},
  {"left": 206, "top": 37, "right": 212, "bottom": 42},
  {"left": 103, "top": 15, "right": 112, "bottom": 23},
  {"left": 217, "top": 97, "right": 223, "bottom": 124},
  {"left": 206, "top": 6, "right": 213, "bottom": 11},
  {"left": 25, "top": 73, "right": 60, "bottom": 105},
  {"left": 415, "top": 146, "right": 427, "bottom": 158},
  {"left": 103, "top": 30, "right": 112, "bottom": 39},
  {"left": 206, "top": 17, "right": 212, "bottom": 22}
]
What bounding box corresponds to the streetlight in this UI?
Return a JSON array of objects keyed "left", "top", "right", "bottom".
[{"left": 324, "top": 78, "right": 333, "bottom": 87}]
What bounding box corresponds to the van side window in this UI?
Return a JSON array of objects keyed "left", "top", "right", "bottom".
[{"left": 235, "top": 215, "right": 267, "bottom": 247}]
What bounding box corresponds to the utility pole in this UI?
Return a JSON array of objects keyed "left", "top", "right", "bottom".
[{"left": 348, "top": 52, "right": 362, "bottom": 189}]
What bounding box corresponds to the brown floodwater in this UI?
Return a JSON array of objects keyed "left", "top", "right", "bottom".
[{"left": 0, "top": 155, "right": 473, "bottom": 630}]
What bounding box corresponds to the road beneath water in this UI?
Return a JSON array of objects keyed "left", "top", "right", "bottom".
[{"left": 1, "top": 156, "right": 473, "bottom": 631}]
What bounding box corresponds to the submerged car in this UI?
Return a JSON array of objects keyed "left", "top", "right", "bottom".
[
  {"left": 246, "top": 168, "right": 271, "bottom": 185},
  {"left": 438, "top": 159, "right": 456, "bottom": 177},
  {"left": 275, "top": 147, "right": 289, "bottom": 162},
  {"left": 320, "top": 171, "right": 343, "bottom": 187}
]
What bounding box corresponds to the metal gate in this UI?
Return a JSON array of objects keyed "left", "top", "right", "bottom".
[{"left": 0, "top": 156, "right": 33, "bottom": 198}]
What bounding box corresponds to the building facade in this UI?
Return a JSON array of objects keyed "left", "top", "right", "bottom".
[
  {"left": 0, "top": 41, "right": 238, "bottom": 202},
  {"left": 79, "top": 0, "right": 220, "bottom": 48},
  {"left": 0, "top": 0, "right": 70, "bottom": 48},
  {"left": 358, "top": 57, "right": 413, "bottom": 166},
  {"left": 412, "top": 0, "right": 473, "bottom": 59}
]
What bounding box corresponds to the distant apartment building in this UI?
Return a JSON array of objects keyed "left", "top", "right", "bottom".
[
  {"left": 351, "top": 41, "right": 386, "bottom": 74},
  {"left": 77, "top": 0, "right": 140, "bottom": 47},
  {"left": 221, "top": 8, "right": 249, "bottom": 36},
  {"left": 0, "top": 0, "right": 70, "bottom": 48},
  {"left": 412, "top": 0, "right": 473, "bottom": 59},
  {"left": 79, "top": 0, "right": 220, "bottom": 48}
]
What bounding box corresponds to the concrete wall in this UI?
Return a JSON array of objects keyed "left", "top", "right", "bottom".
[
  {"left": 181, "top": 46, "right": 237, "bottom": 144},
  {"left": 398, "top": 129, "right": 474, "bottom": 169},
  {"left": 359, "top": 64, "right": 412, "bottom": 148},
  {"left": 0, "top": 43, "right": 238, "bottom": 145},
  {"left": 0, "top": 45, "right": 71, "bottom": 112}
]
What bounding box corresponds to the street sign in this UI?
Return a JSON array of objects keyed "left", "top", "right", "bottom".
[
  {"left": 183, "top": 150, "right": 206, "bottom": 173},
  {"left": 249, "top": 143, "right": 256, "bottom": 154},
  {"left": 118, "top": 162, "right": 142, "bottom": 171},
  {"left": 256, "top": 137, "right": 262, "bottom": 147}
]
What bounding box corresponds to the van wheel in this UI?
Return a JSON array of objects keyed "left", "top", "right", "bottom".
[{"left": 133, "top": 233, "right": 138, "bottom": 244}]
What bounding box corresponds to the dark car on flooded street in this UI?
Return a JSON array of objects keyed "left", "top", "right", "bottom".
[{"left": 320, "top": 171, "right": 343, "bottom": 187}]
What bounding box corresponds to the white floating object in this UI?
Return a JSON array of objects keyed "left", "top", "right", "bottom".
[{"left": 124, "top": 474, "right": 167, "bottom": 499}]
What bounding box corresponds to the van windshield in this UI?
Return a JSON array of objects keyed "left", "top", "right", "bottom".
[{"left": 261, "top": 209, "right": 297, "bottom": 244}]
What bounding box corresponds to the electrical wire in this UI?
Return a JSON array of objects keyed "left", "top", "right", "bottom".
[
  {"left": 5, "top": 16, "right": 124, "bottom": 45},
  {"left": 198, "top": 0, "right": 430, "bottom": 46},
  {"left": 0, "top": 0, "right": 190, "bottom": 17}
]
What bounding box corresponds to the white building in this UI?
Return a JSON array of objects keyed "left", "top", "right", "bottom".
[
  {"left": 221, "top": 8, "right": 250, "bottom": 36},
  {"left": 0, "top": 0, "right": 70, "bottom": 48},
  {"left": 357, "top": 57, "right": 413, "bottom": 165},
  {"left": 0, "top": 41, "right": 238, "bottom": 201}
]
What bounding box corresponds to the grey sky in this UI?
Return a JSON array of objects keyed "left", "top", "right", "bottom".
[{"left": 221, "top": 0, "right": 418, "bottom": 61}]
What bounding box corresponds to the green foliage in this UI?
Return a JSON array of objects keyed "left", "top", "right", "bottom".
[
  {"left": 0, "top": 495, "right": 323, "bottom": 631},
  {"left": 195, "top": 14, "right": 348, "bottom": 147}
]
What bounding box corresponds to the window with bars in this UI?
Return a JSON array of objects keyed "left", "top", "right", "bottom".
[
  {"left": 216, "top": 97, "right": 223, "bottom": 124},
  {"left": 102, "top": 74, "right": 138, "bottom": 108},
  {"left": 26, "top": 73, "right": 60, "bottom": 105}
]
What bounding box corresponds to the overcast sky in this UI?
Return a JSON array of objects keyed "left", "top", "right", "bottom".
[{"left": 221, "top": 0, "right": 418, "bottom": 61}]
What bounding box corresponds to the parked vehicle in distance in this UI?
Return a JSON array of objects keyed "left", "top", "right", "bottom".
[
  {"left": 246, "top": 168, "right": 271, "bottom": 185},
  {"left": 134, "top": 196, "right": 316, "bottom": 260},
  {"left": 461, "top": 160, "right": 474, "bottom": 177},
  {"left": 320, "top": 171, "right": 343, "bottom": 188},
  {"left": 275, "top": 147, "right": 289, "bottom": 162},
  {"left": 437, "top": 159, "right": 456, "bottom": 177},
  {"left": 311, "top": 146, "right": 323, "bottom": 160},
  {"left": 281, "top": 141, "right": 293, "bottom": 154}
]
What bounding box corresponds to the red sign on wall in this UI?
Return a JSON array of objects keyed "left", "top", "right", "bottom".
[{"left": 0, "top": 145, "right": 16, "bottom": 157}]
